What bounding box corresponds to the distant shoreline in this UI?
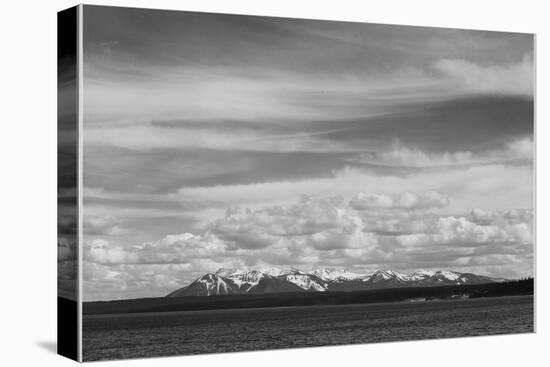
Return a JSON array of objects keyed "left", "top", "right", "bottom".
[
  {"left": 83, "top": 278, "right": 533, "bottom": 316},
  {"left": 83, "top": 294, "right": 533, "bottom": 320}
]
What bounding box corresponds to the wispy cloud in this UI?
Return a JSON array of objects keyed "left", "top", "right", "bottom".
[
  {"left": 80, "top": 7, "right": 534, "bottom": 300},
  {"left": 434, "top": 54, "right": 534, "bottom": 96},
  {"left": 353, "top": 137, "right": 533, "bottom": 168}
]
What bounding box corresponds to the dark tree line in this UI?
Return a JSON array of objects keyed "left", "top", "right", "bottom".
[{"left": 85, "top": 278, "right": 534, "bottom": 315}]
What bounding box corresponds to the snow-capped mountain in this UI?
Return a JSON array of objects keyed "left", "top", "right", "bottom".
[
  {"left": 309, "top": 268, "right": 368, "bottom": 282},
  {"left": 169, "top": 269, "right": 306, "bottom": 296},
  {"left": 363, "top": 269, "right": 410, "bottom": 288},
  {"left": 408, "top": 269, "right": 437, "bottom": 281},
  {"left": 369, "top": 269, "right": 409, "bottom": 282},
  {"left": 166, "top": 267, "right": 505, "bottom": 297},
  {"left": 166, "top": 273, "right": 240, "bottom": 297}
]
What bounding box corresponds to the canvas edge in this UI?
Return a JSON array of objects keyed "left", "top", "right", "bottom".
[{"left": 57, "top": 4, "right": 81, "bottom": 362}]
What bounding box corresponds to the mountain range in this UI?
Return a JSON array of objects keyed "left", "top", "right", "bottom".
[{"left": 166, "top": 267, "right": 505, "bottom": 297}]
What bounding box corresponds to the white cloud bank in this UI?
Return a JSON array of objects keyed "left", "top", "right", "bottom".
[{"left": 83, "top": 193, "right": 533, "bottom": 300}]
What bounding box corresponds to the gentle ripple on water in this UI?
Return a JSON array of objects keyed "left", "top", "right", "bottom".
[{"left": 82, "top": 295, "right": 534, "bottom": 361}]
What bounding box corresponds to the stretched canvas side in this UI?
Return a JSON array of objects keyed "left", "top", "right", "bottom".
[{"left": 57, "top": 5, "right": 80, "bottom": 362}]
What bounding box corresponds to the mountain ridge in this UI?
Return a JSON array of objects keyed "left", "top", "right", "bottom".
[{"left": 167, "top": 267, "right": 506, "bottom": 297}]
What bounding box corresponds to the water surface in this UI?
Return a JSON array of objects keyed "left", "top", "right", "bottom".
[{"left": 83, "top": 295, "right": 533, "bottom": 361}]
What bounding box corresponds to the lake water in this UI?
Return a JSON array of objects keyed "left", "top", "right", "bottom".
[{"left": 82, "top": 295, "right": 533, "bottom": 361}]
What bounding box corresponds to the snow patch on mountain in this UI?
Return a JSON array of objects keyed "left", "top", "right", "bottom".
[
  {"left": 195, "top": 274, "right": 232, "bottom": 296},
  {"left": 369, "top": 269, "right": 409, "bottom": 283},
  {"left": 279, "top": 274, "right": 328, "bottom": 291},
  {"left": 310, "top": 268, "right": 367, "bottom": 282},
  {"left": 167, "top": 267, "right": 506, "bottom": 297},
  {"left": 409, "top": 269, "right": 437, "bottom": 280},
  {"left": 433, "top": 270, "right": 461, "bottom": 281},
  {"left": 225, "top": 270, "right": 265, "bottom": 291}
]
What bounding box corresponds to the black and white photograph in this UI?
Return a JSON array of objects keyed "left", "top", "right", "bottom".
[{"left": 58, "top": 3, "right": 535, "bottom": 363}]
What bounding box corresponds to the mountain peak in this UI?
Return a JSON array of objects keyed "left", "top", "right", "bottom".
[{"left": 432, "top": 270, "right": 461, "bottom": 281}]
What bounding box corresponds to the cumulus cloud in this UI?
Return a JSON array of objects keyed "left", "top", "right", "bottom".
[
  {"left": 212, "top": 196, "right": 354, "bottom": 242},
  {"left": 394, "top": 214, "right": 533, "bottom": 248},
  {"left": 433, "top": 54, "right": 533, "bottom": 96},
  {"left": 362, "top": 216, "right": 432, "bottom": 236},
  {"left": 83, "top": 197, "right": 533, "bottom": 272},
  {"left": 437, "top": 216, "right": 516, "bottom": 244},
  {"left": 83, "top": 196, "right": 376, "bottom": 281},
  {"left": 83, "top": 193, "right": 533, "bottom": 299},
  {"left": 350, "top": 190, "right": 449, "bottom": 211},
  {"left": 202, "top": 196, "right": 380, "bottom": 262},
  {"left": 470, "top": 208, "right": 496, "bottom": 225},
  {"left": 470, "top": 208, "right": 533, "bottom": 226},
  {"left": 349, "top": 193, "right": 393, "bottom": 209}
]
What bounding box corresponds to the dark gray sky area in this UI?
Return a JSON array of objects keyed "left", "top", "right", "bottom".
[{"left": 80, "top": 6, "right": 534, "bottom": 301}]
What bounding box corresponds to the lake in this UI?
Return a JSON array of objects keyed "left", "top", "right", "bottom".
[{"left": 82, "top": 295, "right": 533, "bottom": 361}]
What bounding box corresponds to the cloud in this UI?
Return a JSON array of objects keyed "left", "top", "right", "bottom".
[
  {"left": 83, "top": 195, "right": 374, "bottom": 271},
  {"left": 84, "top": 232, "right": 228, "bottom": 265},
  {"left": 177, "top": 159, "right": 532, "bottom": 217},
  {"left": 83, "top": 65, "right": 404, "bottom": 127},
  {"left": 85, "top": 239, "right": 135, "bottom": 264},
  {"left": 433, "top": 54, "right": 533, "bottom": 96},
  {"left": 79, "top": 8, "right": 534, "bottom": 301},
  {"left": 399, "top": 191, "right": 450, "bottom": 209},
  {"left": 507, "top": 138, "right": 534, "bottom": 161},
  {"left": 435, "top": 216, "right": 531, "bottom": 245},
  {"left": 83, "top": 195, "right": 533, "bottom": 297},
  {"left": 58, "top": 237, "right": 77, "bottom": 299},
  {"left": 84, "top": 215, "right": 127, "bottom": 235},
  {"left": 362, "top": 216, "right": 432, "bottom": 236},
  {"left": 349, "top": 193, "right": 393, "bottom": 209},
  {"left": 394, "top": 213, "right": 533, "bottom": 248},
  {"left": 58, "top": 237, "right": 76, "bottom": 261},
  {"left": 83, "top": 262, "right": 196, "bottom": 301},
  {"left": 503, "top": 208, "right": 534, "bottom": 224},
  {"left": 470, "top": 207, "right": 533, "bottom": 226},
  {"left": 209, "top": 196, "right": 364, "bottom": 251},
  {"left": 355, "top": 138, "right": 533, "bottom": 168},
  {"left": 350, "top": 190, "right": 449, "bottom": 211},
  {"left": 470, "top": 208, "right": 496, "bottom": 225}
]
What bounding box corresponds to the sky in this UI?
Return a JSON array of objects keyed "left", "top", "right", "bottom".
[{"left": 78, "top": 6, "right": 534, "bottom": 301}]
